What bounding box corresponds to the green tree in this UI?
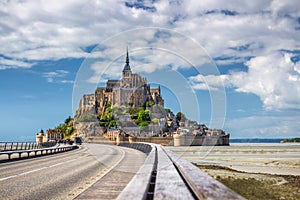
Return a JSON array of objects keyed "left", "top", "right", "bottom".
[
  {"left": 65, "top": 116, "right": 72, "bottom": 124},
  {"left": 106, "top": 101, "right": 112, "bottom": 108},
  {"left": 138, "top": 109, "right": 151, "bottom": 122},
  {"left": 144, "top": 100, "right": 154, "bottom": 108},
  {"left": 108, "top": 120, "right": 117, "bottom": 128},
  {"left": 176, "top": 112, "right": 186, "bottom": 122},
  {"left": 55, "top": 116, "right": 76, "bottom": 139},
  {"left": 139, "top": 121, "right": 149, "bottom": 127},
  {"left": 67, "top": 126, "right": 75, "bottom": 136},
  {"left": 152, "top": 118, "right": 159, "bottom": 124},
  {"left": 165, "top": 108, "right": 171, "bottom": 113}
]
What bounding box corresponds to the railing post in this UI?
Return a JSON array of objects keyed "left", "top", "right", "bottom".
[
  {"left": 10, "top": 142, "right": 13, "bottom": 151},
  {"left": 4, "top": 142, "right": 7, "bottom": 151}
]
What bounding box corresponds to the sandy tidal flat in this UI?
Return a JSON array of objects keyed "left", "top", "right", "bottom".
[{"left": 166, "top": 143, "right": 300, "bottom": 176}]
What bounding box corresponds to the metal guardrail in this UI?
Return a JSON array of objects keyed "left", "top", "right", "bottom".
[
  {"left": 117, "top": 142, "right": 245, "bottom": 200},
  {"left": 0, "top": 142, "right": 38, "bottom": 152},
  {"left": 0, "top": 145, "right": 78, "bottom": 160}
]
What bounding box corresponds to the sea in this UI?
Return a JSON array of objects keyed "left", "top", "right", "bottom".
[{"left": 230, "top": 138, "right": 285, "bottom": 143}]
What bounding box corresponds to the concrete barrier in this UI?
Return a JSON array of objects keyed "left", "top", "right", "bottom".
[{"left": 117, "top": 142, "right": 153, "bottom": 154}]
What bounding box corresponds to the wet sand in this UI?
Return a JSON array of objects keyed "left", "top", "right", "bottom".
[
  {"left": 166, "top": 143, "right": 300, "bottom": 176},
  {"left": 166, "top": 143, "right": 300, "bottom": 199}
]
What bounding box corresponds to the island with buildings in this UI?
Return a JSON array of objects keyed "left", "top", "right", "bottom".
[{"left": 37, "top": 49, "right": 229, "bottom": 146}]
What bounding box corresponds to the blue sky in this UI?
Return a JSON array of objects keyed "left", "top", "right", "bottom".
[{"left": 1, "top": 0, "right": 300, "bottom": 141}]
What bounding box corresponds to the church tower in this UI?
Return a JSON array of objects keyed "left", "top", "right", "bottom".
[{"left": 122, "top": 47, "right": 132, "bottom": 87}]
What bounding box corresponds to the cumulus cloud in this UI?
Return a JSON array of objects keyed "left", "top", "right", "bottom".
[
  {"left": 1, "top": 0, "right": 299, "bottom": 68},
  {"left": 231, "top": 53, "right": 300, "bottom": 110},
  {"left": 84, "top": 29, "right": 212, "bottom": 84},
  {"left": 1, "top": 0, "right": 300, "bottom": 112},
  {"left": 190, "top": 52, "right": 300, "bottom": 110}
]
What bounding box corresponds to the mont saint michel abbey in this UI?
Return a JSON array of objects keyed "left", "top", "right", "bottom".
[
  {"left": 73, "top": 48, "right": 229, "bottom": 146},
  {"left": 76, "top": 49, "right": 164, "bottom": 117}
]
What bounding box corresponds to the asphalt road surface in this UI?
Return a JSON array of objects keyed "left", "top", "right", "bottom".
[{"left": 0, "top": 143, "right": 146, "bottom": 200}]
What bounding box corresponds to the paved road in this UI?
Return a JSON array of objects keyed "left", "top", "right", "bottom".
[
  {"left": 0, "top": 143, "right": 146, "bottom": 200},
  {"left": 75, "top": 146, "right": 147, "bottom": 199}
]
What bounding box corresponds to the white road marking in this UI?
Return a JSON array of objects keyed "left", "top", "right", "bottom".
[
  {"left": 72, "top": 146, "right": 126, "bottom": 199},
  {"left": 0, "top": 158, "right": 78, "bottom": 182},
  {"left": 0, "top": 145, "right": 126, "bottom": 183}
]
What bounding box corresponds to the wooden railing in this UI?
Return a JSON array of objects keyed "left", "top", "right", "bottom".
[{"left": 117, "top": 142, "right": 245, "bottom": 200}]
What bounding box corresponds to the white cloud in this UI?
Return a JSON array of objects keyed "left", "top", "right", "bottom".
[
  {"left": 231, "top": 53, "right": 300, "bottom": 110},
  {"left": 189, "top": 74, "right": 230, "bottom": 91},
  {"left": 1, "top": 0, "right": 299, "bottom": 68},
  {"left": 1, "top": 0, "right": 300, "bottom": 112},
  {"left": 60, "top": 80, "right": 74, "bottom": 84},
  {"left": 190, "top": 52, "right": 300, "bottom": 110},
  {"left": 0, "top": 57, "right": 33, "bottom": 70},
  {"left": 43, "top": 69, "right": 69, "bottom": 83},
  {"left": 85, "top": 32, "right": 212, "bottom": 84},
  {"left": 271, "top": 0, "right": 300, "bottom": 18}
]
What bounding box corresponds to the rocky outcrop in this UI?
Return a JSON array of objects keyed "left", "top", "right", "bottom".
[
  {"left": 74, "top": 122, "right": 106, "bottom": 138},
  {"left": 75, "top": 94, "right": 96, "bottom": 118}
]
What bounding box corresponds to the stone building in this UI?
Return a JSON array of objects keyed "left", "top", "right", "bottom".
[
  {"left": 36, "top": 129, "right": 64, "bottom": 144},
  {"left": 76, "top": 48, "right": 164, "bottom": 118},
  {"left": 45, "top": 129, "right": 64, "bottom": 141}
]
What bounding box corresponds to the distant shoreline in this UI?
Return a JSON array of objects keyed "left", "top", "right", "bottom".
[
  {"left": 230, "top": 138, "right": 300, "bottom": 144},
  {"left": 1, "top": 137, "right": 299, "bottom": 145},
  {"left": 230, "top": 138, "right": 287, "bottom": 143}
]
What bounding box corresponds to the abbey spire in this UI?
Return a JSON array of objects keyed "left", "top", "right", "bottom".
[{"left": 123, "top": 47, "right": 131, "bottom": 72}]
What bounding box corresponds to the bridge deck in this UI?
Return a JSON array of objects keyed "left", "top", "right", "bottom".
[
  {"left": 0, "top": 142, "right": 245, "bottom": 199},
  {"left": 75, "top": 146, "right": 146, "bottom": 199}
]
